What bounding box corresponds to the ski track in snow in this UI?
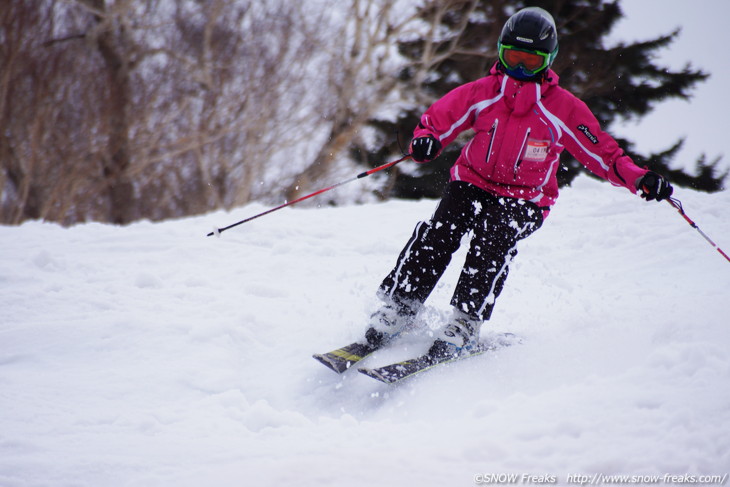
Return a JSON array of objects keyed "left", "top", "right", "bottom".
[{"left": 1, "top": 176, "right": 729, "bottom": 486}]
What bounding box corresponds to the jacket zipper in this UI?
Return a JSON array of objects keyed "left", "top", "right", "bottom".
[
  {"left": 485, "top": 119, "right": 499, "bottom": 165},
  {"left": 513, "top": 128, "right": 531, "bottom": 179}
]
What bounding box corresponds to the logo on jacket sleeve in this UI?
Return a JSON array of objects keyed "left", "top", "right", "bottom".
[{"left": 576, "top": 124, "right": 599, "bottom": 144}]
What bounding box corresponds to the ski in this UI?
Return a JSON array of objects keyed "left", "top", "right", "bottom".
[
  {"left": 357, "top": 347, "right": 486, "bottom": 384},
  {"left": 358, "top": 332, "right": 521, "bottom": 384},
  {"left": 313, "top": 341, "right": 380, "bottom": 374}
]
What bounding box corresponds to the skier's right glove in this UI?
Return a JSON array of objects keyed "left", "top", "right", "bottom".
[
  {"left": 637, "top": 171, "right": 673, "bottom": 201},
  {"left": 410, "top": 135, "right": 442, "bottom": 163}
]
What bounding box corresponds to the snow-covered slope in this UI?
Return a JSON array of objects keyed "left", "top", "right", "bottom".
[{"left": 2, "top": 175, "right": 729, "bottom": 486}]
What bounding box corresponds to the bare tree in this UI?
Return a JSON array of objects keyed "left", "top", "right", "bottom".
[
  {"left": 281, "top": 0, "right": 497, "bottom": 202},
  {"left": 148, "top": 0, "right": 331, "bottom": 213},
  {"left": 0, "top": 0, "right": 333, "bottom": 224},
  {"left": 283, "top": 0, "right": 421, "bottom": 201},
  {"left": 74, "top": 0, "right": 137, "bottom": 223},
  {"left": 5, "top": 0, "right": 484, "bottom": 225},
  {"left": 0, "top": 0, "right": 105, "bottom": 224},
  {"left": 0, "top": 2, "right": 55, "bottom": 223}
]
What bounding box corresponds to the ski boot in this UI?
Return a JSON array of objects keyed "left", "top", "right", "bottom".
[
  {"left": 427, "top": 310, "right": 483, "bottom": 360},
  {"left": 363, "top": 301, "right": 416, "bottom": 347}
]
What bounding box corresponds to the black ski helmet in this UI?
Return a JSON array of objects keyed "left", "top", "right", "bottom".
[{"left": 498, "top": 7, "right": 559, "bottom": 80}]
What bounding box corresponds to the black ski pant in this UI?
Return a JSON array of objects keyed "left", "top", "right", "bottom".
[{"left": 378, "top": 181, "right": 544, "bottom": 321}]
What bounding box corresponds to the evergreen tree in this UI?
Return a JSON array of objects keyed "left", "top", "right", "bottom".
[{"left": 354, "top": 0, "right": 725, "bottom": 200}]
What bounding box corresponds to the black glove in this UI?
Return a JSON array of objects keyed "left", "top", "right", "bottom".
[
  {"left": 638, "top": 171, "right": 673, "bottom": 201},
  {"left": 410, "top": 136, "right": 442, "bottom": 163}
]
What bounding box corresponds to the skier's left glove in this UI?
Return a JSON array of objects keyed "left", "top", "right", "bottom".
[{"left": 637, "top": 171, "right": 673, "bottom": 201}]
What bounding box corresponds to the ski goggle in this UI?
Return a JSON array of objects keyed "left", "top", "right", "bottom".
[{"left": 498, "top": 44, "right": 553, "bottom": 75}]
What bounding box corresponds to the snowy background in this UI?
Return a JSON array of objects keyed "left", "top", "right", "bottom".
[
  {"left": 2, "top": 1, "right": 730, "bottom": 486},
  {"left": 2, "top": 175, "right": 729, "bottom": 486},
  {"left": 610, "top": 0, "right": 729, "bottom": 175}
]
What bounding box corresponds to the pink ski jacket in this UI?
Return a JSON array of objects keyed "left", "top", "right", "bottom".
[{"left": 413, "top": 63, "right": 648, "bottom": 210}]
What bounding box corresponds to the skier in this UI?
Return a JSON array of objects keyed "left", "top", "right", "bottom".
[{"left": 363, "top": 7, "right": 673, "bottom": 359}]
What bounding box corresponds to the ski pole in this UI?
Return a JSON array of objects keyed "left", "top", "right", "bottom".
[
  {"left": 666, "top": 196, "right": 730, "bottom": 263},
  {"left": 207, "top": 154, "right": 411, "bottom": 237}
]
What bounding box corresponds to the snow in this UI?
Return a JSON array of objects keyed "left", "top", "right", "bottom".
[{"left": 2, "top": 175, "right": 729, "bottom": 486}]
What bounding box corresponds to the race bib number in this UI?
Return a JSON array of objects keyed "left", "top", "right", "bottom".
[{"left": 522, "top": 139, "right": 550, "bottom": 162}]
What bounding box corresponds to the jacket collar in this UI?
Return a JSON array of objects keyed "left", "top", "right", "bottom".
[
  {"left": 488, "top": 61, "right": 558, "bottom": 115},
  {"left": 488, "top": 61, "right": 559, "bottom": 91}
]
